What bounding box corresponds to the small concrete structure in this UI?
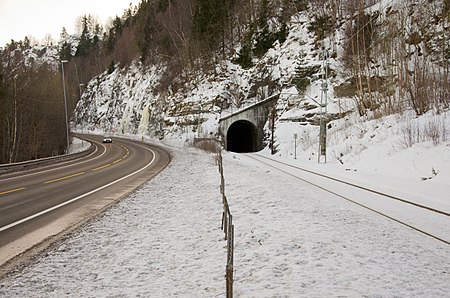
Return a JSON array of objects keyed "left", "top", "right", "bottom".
[{"left": 218, "top": 94, "right": 279, "bottom": 152}]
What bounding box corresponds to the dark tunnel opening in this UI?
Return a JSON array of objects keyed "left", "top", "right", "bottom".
[{"left": 226, "top": 120, "right": 258, "bottom": 153}]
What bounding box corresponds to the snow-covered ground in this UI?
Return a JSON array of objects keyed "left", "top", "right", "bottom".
[
  {"left": 1, "top": 0, "right": 449, "bottom": 295},
  {"left": 68, "top": 137, "right": 91, "bottom": 154},
  {"left": 1, "top": 2, "right": 449, "bottom": 293},
  {"left": 0, "top": 139, "right": 449, "bottom": 297}
]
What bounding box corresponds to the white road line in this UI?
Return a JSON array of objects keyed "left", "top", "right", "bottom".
[{"left": 0, "top": 146, "right": 156, "bottom": 232}]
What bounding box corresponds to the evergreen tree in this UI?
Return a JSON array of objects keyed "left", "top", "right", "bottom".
[
  {"left": 59, "top": 41, "right": 72, "bottom": 61},
  {"left": 234, "top": 28, "right": 254, "bottom": 69},
  {"left": 75, "top": 16, "right": 93, "bottom": 57},
  {"left": 192, "top": 0, "right": 229, "bottom": 51},
  {"left": 105, "top": 16, "right": 123, "bottom": 54},
  {"left": 134, "top": 0, "right": 157, "bottom": 62},
  {"left": 60, "top": 27, "right": 69, "bottom": 40}
]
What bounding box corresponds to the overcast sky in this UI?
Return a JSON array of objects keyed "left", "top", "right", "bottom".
[{"left": 0, "top": 0, "right": 141, "bottom": 46}]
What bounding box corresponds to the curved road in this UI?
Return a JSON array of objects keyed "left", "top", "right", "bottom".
[{"left": 0, "top": 135, "right": 170, "bottom": 270}]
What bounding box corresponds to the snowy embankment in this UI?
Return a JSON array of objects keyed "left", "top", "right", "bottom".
[
  {"left": 68, "top": 137, "right": 91, "bottom": 154},
  {"left": 0, "top": 145, "right": 449, "bottom": 297}
]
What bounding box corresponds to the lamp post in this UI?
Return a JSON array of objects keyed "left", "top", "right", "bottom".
[
  {"left": 79, "top": 83, "right": 84, "bottom": 146},
  {"left": 318, "top": 49, "right": 329, "bottom": 164},
  {"left": 294, "top": 133, "right": 297, "bottom": 159},
  {"left": 61, "top": 60, "right": 70, "bottom": 154}
]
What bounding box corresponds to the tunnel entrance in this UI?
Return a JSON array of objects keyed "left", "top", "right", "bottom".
[{"left": 226, "top": 120, "right": 258, "bottom": 153}]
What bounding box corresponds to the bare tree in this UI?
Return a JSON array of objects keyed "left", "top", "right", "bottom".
[
  {"left": 343, "top": 1, "right": 377, "bottom": 116},
  {"left": 0, "top": 41, "right": 68, "bottom": 163}
]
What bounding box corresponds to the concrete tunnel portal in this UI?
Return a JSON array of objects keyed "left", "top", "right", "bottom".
[
  {"left": 219, "top": 93, "right": 280, "bottom": 153},
  {"left": 226, "top": 120, "right": 259, "bottom": 153}
]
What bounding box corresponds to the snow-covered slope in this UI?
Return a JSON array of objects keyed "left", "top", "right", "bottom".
[
  {"left": 1, "top": 1, "right": 449, "bottom": 295},
  {"left": 73, "top": 0, "right": 449, "bottom": 168},
  {"left": 75, "top": 62, "right": 166, "bottom": 137},
  {"left": 73, "top": 10, "right": 341, "bottom": 143}
]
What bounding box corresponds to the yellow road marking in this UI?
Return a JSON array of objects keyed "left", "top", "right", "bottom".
[
  {"left": 92, "top": 164, "right": 111, "bottom": 171},
  {"left": 0, "top": 187, "right": 26, "bottom": 196},
  {"left": 120, "top": 145, "right": 129, "bottom": 158},
  {"left": 44, "top": 172, "right": 85, "bottom": 184},
  {"left": 1, "top": 143, "right": 131, "bottom": 195}
]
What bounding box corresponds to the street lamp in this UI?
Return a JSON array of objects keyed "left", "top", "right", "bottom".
[
  {"left": 61, "top": 60, "right": 70, "bottom": 154},
  {"left": 79, "top": 83, "right": 85, "bottom": 146}
]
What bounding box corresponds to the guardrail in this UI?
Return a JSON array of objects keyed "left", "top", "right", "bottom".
[{"left": 0, "top": 140, "right": 94, "bottom": 175}]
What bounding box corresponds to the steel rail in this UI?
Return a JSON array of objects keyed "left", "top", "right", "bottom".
[
  {"left": 245, "top": 154, "right": 450, "bottom": 246},
  {"left": 253, "top": 154, "right": 450, "bottom": 217}
]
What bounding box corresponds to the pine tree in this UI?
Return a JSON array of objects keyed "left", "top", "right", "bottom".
[
  {"left": 75, "top": 16, "right": 92, "bottom": 57},
  {"left": 192, "top": 0, "right": 229, "bottom": 51},
  {"left": 105, "top": 16, "right": 123, "bottom": 54}
]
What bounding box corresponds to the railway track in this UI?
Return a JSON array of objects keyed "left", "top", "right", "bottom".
[{"left": 244, "top": 153, "right": 450, "bottom": 246}]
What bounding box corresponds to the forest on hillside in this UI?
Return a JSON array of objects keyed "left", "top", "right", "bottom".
[{"left": 0, "top": 0, "right": 449, "bottom": 163}]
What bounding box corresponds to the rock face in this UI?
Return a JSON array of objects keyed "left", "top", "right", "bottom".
[
  {"left": 74, "top": 11, "right": 334, "bottom": 142},
  {"left": 72, "top": 0, "right": 449, "bottom": 150}
]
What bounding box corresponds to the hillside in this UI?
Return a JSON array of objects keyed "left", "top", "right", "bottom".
[
  {"left": 0, "top": 1, "right": 449, "bottom": 296},
  {"left": 1, "top": 0, "right": 449, "bottom": 165},
  {"left": 73, "top": 0, "right": 449, "bottom": 164}
]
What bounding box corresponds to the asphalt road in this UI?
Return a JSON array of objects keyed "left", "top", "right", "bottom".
[{"left": 0, "top": 135, "right": 170, "bottom": 270}]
